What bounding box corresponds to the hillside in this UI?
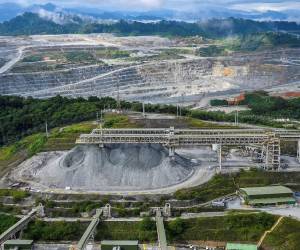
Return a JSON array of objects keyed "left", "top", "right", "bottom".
[
  {"left": 1, "top": 13, "right": 300, "bottom": 37},
  {"left": 197, "top": 32, "right": 300, "bottom": 56}
]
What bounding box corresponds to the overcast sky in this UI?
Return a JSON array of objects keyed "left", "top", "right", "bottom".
[{"left": 1, "top": 0, "right": 300, "bottom": 12}]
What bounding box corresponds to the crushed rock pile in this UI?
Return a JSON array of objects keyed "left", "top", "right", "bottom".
[{"left": 13, "top": 144, "right": 194, "bottom": 191}]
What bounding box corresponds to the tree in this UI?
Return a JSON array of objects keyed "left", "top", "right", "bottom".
[
  {"left": 168, "top": 218, "right": 184, "bottom": 236},
  {"left": 139, "top": 217, "right": 156, "bottom": 231}
]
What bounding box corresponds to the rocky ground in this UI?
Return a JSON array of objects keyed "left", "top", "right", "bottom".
[
  {"left": 3, "top": 144, "right": 264, "bottom": 194},
  {"left": 6, "top": 144, "right": 195, "bottom": 191},
  {"left": 0, "top": 34, "right": 299, "bottom": 104}
]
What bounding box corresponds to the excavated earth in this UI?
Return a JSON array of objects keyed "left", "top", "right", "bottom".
[
  {"left": 9, "top": 144, "right": 195, "bottom": 191},
  {"left": 1, "top": 34, "right": 300, "bottom": 103}
]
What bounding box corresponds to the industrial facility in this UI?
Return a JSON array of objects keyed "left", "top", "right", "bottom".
[{"left": 239, "top": 186, "right": 296, "bottom": 207}]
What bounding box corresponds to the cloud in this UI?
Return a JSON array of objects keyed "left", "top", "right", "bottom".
[
  {"left": 230, "top": 1, "right": 300, "bottom": 12},
  {"left": 37, "top": 8, "right": 65, "bottom": 24},
  {"left": 0, "top": 0, "right": 299, "bottom": 12},
  {"left": 117, "top": 0, "right": 164, "bottom": 9}
]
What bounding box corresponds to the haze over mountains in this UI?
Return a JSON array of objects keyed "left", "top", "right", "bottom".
[{"left": 0, "top": 1, "right": 299, "bottom": 23}]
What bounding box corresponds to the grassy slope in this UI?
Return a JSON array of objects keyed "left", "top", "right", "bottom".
[
  {"left": 0, "top": 113, "right": 137, "bottom": 177},
  {"left": 0, "top": 213, "right": 278, "bottom": 244},
  {"left": 263, "top": 217, "right": 300, "bottom": 250},
  {"left": 0, "top": 133, "right": 46, "bottom": 176}
]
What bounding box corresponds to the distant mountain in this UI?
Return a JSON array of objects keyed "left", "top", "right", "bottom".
[
  {"left": 0, "top": 12, "right": 300, "bottom": 38},
  {"left": 0, "top": 2, "right": 299, "bottom": 23},
  {"left": 0, "top": 12, "right": 80, "bottom": 35}
]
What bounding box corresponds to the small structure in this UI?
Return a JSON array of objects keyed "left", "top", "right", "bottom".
[
  {"left": 239, "top": 186, "right": 296, "bottom": 207},
  {"left": 3, "top": 240, "right": 33, "bottom": 250},
  {"left": 226, "top": 243, "right": 257, "bottom": 250},
  {"left": 101, "top": 241, "right": 139, "bottom": 250},
  {"left": 103, "top": 204, "right": 111, "bottom": 218},
  {"left": 163, "top": 203, "right": 171, "bottom": 217}
]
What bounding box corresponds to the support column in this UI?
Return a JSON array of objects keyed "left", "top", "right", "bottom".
[
  {"left": 219, "top": 144, "right": 222, "bottom": 171},
  {"left": 103, "top": 204, "right": 111, "bottom": 218},
  {"left": 37, "top": 203, "right": 45, "bottom": 217},
  {"left": 163, "top": 203, "right": 171, "bottom": 217},
  {"left": 297, "top": 139, "right": 300, "bottom": 163},
  {"left": 169, "top": 147, "right": 175, "bottom": 157},
  {"left": 265, "top": 137, "right": 280, "bottom": 171},
  {"left": 18, "top": 230, "right": 23, "bottom": 239},
  {"left": 142, "top": 103, "right": 146, "bottom": 118}
]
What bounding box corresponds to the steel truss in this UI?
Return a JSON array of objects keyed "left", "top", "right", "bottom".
[{"left": 76, "top": 128, "right": 300, "bottom": 170}]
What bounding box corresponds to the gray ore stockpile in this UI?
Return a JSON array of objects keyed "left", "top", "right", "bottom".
[{"left": 18, "top": 144, "right": 193, "bottom": 191}]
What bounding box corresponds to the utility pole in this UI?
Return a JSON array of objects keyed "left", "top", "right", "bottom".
[
  {"left": 142, "top": 103, "right": 146, "bottom": 118},
  {"left": 234, "top": 110, "right": 239, "bottom": 126},
  {"left": 117, "top": 80, "right": 121, "bottom": 111},
  {"left": 45, "top": 120, "right": 49, "bottom": 138},
  {"left": 100, "top": 110, "right": 103, "bottom": 123},
  {"left": 100, "top": 110, "right": 103, "bottom": 133},
  {"left": 219, "top": 144, "right": 222, "bottom": 171},
  {"left": 96, "top": 112, "right": 99, "bottom": 125},
  {"left": 234, "top": 111, "right": 237, "bottom": 126}
]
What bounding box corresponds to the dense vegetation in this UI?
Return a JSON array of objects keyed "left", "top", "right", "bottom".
[
  {"left": 0, "top": 188, "right": 29, "bottom": 201},
  {"left": 240, "top": 91, "right": 300, "bottom": 118},
  {"left": 0, "top": 95, "right": 191, "bottom": 147},
  {"left": 168, "top": 212, "right": 276, "bottom": 243},
  {"left": 24, "top": 220, "right": 86, "bottom": 241},
  {"left": 1, "top": 92, "right": 300, "bottom": 148},
  {"left": 0, "top": 213, "right": 278, "bottom": 244},
  {"left": 197, "top": 32, "right": 300, "bottom": 56},
  {"left": 0, "top": 95, "right": 119, "bottom": 146},
  {"left": 0, "top": 214, "right": 17, "bottom": 233},
  {"left": 210, "top": 91, "right": 300, "bottom": 119},
  {"left": 1, "top": 13, "right": 300, "bottom": 38},
  {"left": 22, "top": 217, "right": 157, "bottom": 242},
  {"left": 263, "top": 217, "right": 300, "bottom": 250}
]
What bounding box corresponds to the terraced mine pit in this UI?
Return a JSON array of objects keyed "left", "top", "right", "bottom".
[
  {"left": 1, "top": 34, "right": 300, "bottom": 104},
  {"left": 9, "top": 144, "right": 196, "bottom": 191}
]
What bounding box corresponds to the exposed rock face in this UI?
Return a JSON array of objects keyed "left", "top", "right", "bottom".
[
  {"left": 0, "top": 34, "right": 299, "bottom": 102},
  {"left": 1, "top": 50, "right": 299, "bottom": 102},
  {"left": 11, "top": 144, "right": 193, "bottom": 191},
  {"left": 0, "top": 65, "right": 118, "bottom": 95}
]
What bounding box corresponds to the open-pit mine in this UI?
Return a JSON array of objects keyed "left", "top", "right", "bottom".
[{"left": 0, "top": 34, "right": 300, "bottom": 106}]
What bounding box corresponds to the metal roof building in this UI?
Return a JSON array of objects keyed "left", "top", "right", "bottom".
[
  {"left": 101, "top": 240, "right": 139, "bottom": 250},
  {"left": 226, "top": 243, "right": 257, "bottom": 250},
  {"left": 3, "top": 240, "right": 33, "bottom": 250},
  {"left": 239, "top": 185, "right": 296, "bottom": 206}
]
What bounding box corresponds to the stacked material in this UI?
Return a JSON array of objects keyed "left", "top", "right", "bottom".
[{"left": 13, "top": 144, "right": 193, "bottom": 191}]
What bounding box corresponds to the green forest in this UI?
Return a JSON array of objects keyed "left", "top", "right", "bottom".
[
  {"left": 197, "top": 32, "right": 300, "bottom": 56},
  {"left": 210, "top": 91, "right": 300, "bottom": 118},
  {"left": 0, "top": 95, "right": 181, "bottom": 146},
  {"left": 1, "top": 92, "right": 300, "bottom": 147},
  {"left": 1, "top": 13, "right": 300, "bottom": 38}
]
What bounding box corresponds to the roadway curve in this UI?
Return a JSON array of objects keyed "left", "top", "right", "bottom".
[{"left": 0, "top": 46, "right": 26, "bottom": 74}]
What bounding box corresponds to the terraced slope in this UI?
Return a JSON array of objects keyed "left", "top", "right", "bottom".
[{"left": 5, "top": 50, "right": 299, "bottom": 102}]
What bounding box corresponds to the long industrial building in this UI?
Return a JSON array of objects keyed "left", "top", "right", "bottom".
[{"left": 239, "top": 186, "right": 296, "bottom": 206}]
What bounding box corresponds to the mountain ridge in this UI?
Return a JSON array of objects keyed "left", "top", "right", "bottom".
[
  {"left": 0, "top": 12, "right": 300, "bottom": 38},
  {"left": 0, "top": 2, "right": 299, "bottom": 23}
]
